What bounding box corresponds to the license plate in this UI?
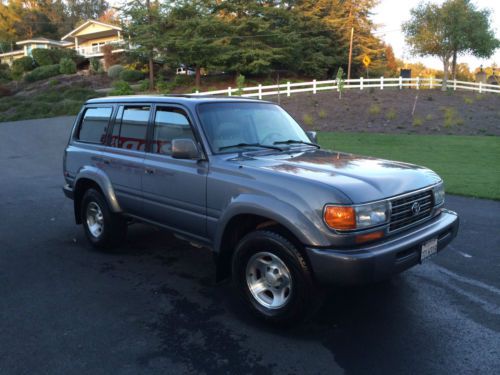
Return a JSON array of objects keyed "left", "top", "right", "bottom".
[{"left": 421, "top": 238, "right": 438, "bottom": 261}]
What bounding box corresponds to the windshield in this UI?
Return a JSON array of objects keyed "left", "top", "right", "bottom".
[{"left": 197, "top": 102, "right": 312, "bottom": 154}]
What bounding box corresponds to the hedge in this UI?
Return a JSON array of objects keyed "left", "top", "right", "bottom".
[
  {"left": 32, "top": 48, "right": 84, "bottom": 67},
  {"left": 11, "top": 56, "right": 35, "bottom": 79},
  {"left": 119, "top": 69, "right": 144, "bottom": 82},
  {"left": 24, "top": 64, "right": 61, "bottom": 82},
  {"left": 107, "top": 64, "right": 124, "bottom": 79},
  {"left": 59, "top": 58, "right": 77, "bottom": 74}
]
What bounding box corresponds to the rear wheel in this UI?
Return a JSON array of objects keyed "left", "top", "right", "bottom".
[
  {"left": 232, "top": 230, "right": 319, "bottom": 324},
  {"left": 81, "top": 188, "right": 127, "bottom": 249}
]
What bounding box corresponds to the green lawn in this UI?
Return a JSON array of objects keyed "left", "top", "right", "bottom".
[{"left": 318, "top": 132, "right": 500, "bottom": 200}]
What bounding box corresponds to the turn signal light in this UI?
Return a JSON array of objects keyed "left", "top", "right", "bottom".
[
  {"left": 324, "top": 206, "right": 356, "bottom": 230},
  {"left": 355, "top": 231, "right": 384, "bottom": 244}
]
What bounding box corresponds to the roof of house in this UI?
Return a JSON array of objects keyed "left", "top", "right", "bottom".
[
  {"left": 0, "top": 50, "right": 24, "bottom": 57},
  {"left": 61, "top": 20, "right": 122, "bottom": 41},
  {"left": 16, "top": 37, "right": 73, "bottom": 47}
]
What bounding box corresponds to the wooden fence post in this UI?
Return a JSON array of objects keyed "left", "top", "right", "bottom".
[
  {"left": 360, "top": 77, "right": 364, "bottom": 90},
  {"left": 287, "top": 81, "right": 291, "bottom": 97},
  {"left": 399, "top": 76, "right": 402, "bottom": 90},
  {"left": 416, "top": 77, "right": 420, "bottom": 90},
  {"left": 258, "top": 84, "right": 262, "bottom": 100},
  {"left": 380, "top": 76, "right": 384, "bottom": 90},
  {"left": 430, "top": 76, "right": 433, "bottom": 89},
  {"left": 313, "top": 79, "right": 317, "bottom": 94},
  {"left": 228, "top": 87, "right": 232, "bottom": 96},
  {"left": 479, "top": 82, "right": 482, "bottom": 93},
  {"left": 454, "top": 79, "right": 457, "bottom": 91}
]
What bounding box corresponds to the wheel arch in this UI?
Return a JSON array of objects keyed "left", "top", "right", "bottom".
[{"left": 73, "top": 167, "right": 121, "bottom": 224}]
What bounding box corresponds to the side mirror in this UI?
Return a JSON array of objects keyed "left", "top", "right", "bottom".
[
  {"left": 171, "top": 138, "right": 200, "bottom": 159},
  {"left": 306, "top": 131, "right": 318, "bottom": 144}
]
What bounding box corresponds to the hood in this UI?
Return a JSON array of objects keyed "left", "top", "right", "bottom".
[{"left": 237, "top": 148, "right": 441, "bottom": 203}]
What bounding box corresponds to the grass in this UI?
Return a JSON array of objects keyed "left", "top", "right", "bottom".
[
  {"left": 318, "top": 132, "right": 500, "bottom": 200},
  {"left": 0, "top": 87, "right": 103, "bottom": 122}
]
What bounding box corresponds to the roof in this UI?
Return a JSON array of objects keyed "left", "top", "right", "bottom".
[
  {"left": 16, "top": 37, "right": 72, "bottom": 47},
  {"left": 0, "top": 50, "right": 24, "bottom": 57},
  {"left": 61, "top": 20, "right": 122, "bottom": 41},
  {"left": 86, "top": 95, "right": 267, "bottom": 106}
]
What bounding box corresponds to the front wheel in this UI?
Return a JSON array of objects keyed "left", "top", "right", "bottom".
[
  {"left": 232, "top": 230, "right": 319, "bottom": 324},
  {"left": 81, "top": 188, "right": 127, "bottom": 249}
]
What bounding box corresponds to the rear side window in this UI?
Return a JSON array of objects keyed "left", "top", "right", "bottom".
[
  {"left": 77, "top": 107, "right": 113, "bottom": 144},
  {"left": 110, "top": 106, "right": 150, "bottom": 151}
]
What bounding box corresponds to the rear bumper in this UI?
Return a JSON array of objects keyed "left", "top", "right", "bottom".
[
  {"left": 62, "top": 184, "right": 74, "bottom": 200},
  {"left": 306, "top": 209, "right": 459, "bottom": 285}
]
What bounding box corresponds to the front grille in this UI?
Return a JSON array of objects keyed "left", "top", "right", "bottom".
[{"left": 389, "top": 189, "right": 434, "bottom": 231}]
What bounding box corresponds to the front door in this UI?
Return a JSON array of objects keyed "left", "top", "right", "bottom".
[{"left": 142, "top": 106, "right": 208, "bottom": 238}]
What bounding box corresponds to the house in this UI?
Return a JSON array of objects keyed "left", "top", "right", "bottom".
[
  {"left": 0, "top": 37, "right": 73, "bottom": 65},
  {"left": 0, "top": 20, "right": 125, "bottom": 66},
  {"left": 61, "top": 20, "right": 125, "bottom": 58}
]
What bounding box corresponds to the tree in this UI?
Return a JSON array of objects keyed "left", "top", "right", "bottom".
[
  {"left": 162, "top": 1, "right": 225, "bottom": 88},
  {"left": 403, "top": 0, "right": 499, "bottom": 89},
  {"left": 122, "top": 0, "right": 163, "bottom": 90}
]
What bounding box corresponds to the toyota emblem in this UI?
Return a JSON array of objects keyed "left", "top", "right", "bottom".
[{"left": 411, "top": 201, "right": 421, "bottom": 216}]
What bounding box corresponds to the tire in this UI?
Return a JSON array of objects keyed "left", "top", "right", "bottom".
[
  {"left": 81, "top": 188, "right": 127, "bottom": 249},
  {"left": 232, "top": 230, "right": 319, "bottom": 325}
]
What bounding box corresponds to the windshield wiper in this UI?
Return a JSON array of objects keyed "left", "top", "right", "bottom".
[
  {"left": 273, "top": 139, "right": 320, "bottom": 149},
  {"left": 219, "top": 143, "right": 283, "bottom": 152}
]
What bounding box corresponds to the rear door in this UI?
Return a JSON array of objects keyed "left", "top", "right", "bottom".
[
  {"left": 142, "top": 105, "right": 208, "bottom": 238},
  {"left": 100, "top": 104, "right": 151, "bottom": 215}
]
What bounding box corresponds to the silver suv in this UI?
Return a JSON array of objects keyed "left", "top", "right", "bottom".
[{"left": 63, "top": 95, "right": 459, "bottom": 323}]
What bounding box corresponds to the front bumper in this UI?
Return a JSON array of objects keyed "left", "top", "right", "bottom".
[{"left": 306, "top": 209, "right": 459, "bottom": 285}]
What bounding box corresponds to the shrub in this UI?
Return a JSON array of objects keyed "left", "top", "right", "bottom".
[
  {"left": 302, "top": 113, "right": 314, "bottom": 127},
  {"left": 463, "top": 96, "right": 474, "bottom": 105},
  {"left": 0, "top": 65, "right": 11, "bottom": 81},
  {"left": 386, "top": 108, "right": 397, "bottom": 121},
  {"left": 109, "top": 80, "right": 133, "bottom": 95},
  {"left": 90, "top": 58, "right": 101, "bottom": 74},
  {"left": 368, "top": 103, "right": 381, "bottom": 116},
  {"left": 24, "top": 64, "right": 60, "bottom": 82},
  {"left": 32, "top": 48, "right": 59, "bottom": 66},
  {"left": 59, "top": 58, "right": 77, "bottom": 75},
  {"left": 443, "top": 107, "right": 464, "bottom": 127},
  {"left": 318, "top": 109, "right": 327, "bottom": 119},
  {"left": 12, "top": 56, "right": 35, "bottom": 79},
  {"left": 119, "top": 69, "right": 144, "bottom": 82},
  {"left": 413, "top": 117, "right": 423, "bottom": 126},
  {"left": 174, "top": 74, "right": 194, "bottom": 87},
  {"left": 236, "top": 74, "right": 245, "bottom": 95},
  {"left": 138, "top": 79, "right": 150, "bottom": 92},
  {"left": 107, "top": 64, "right": 124, "bottom": 79}
]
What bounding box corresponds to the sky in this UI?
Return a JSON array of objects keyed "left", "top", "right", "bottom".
[{"left": 370, "top": 0, "right": 500, "bottom": 71}]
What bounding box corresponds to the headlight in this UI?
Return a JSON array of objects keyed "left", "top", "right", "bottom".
[
  {"left": 433, "top": 183, "right": 445, "bottom": 206},
  {"left": 324, "top": 201, "right": 390, "bottom": 231}
]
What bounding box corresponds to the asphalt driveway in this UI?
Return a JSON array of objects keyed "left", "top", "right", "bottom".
[{"left": 0, "top": 116, "right": 499, "bottom": 374}]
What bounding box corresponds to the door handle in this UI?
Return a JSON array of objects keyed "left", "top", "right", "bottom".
[{"left": 145, "top": 167, "right": 155, "bottom": 175}]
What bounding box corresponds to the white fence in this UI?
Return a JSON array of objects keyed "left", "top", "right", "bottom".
[{"left": 191, "top": 77, "right": 500, "bottom": 99}]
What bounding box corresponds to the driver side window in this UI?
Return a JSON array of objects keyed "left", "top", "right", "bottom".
[{"left": 152, "top": 107, "right": 195, "bottom": 155}]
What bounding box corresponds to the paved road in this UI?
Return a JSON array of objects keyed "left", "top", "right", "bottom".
[{"left": 1, "top": 117, "right": 499, "bottom": 374}]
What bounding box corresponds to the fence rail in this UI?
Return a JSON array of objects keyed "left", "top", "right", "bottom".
[{"left": 191, "top": 77, "right": 500, "bottom": 98}]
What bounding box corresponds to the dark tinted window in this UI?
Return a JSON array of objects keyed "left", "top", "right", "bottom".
[
  {"left": 78, "top": 107, "right": 112, "bottom": 144},
  {"left": 110, "top": 106, "right": 150, "bottom": 151},
  {"left": 152, "top": 108, "right": 194, "bottom": 155}
]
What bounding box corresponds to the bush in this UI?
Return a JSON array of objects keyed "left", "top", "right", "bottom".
[
  {"left": 12, "top": 56, "right": 35, "bottom": 79},
  {"left": 119, "top": 69, "right": 144, "bottom": 82},
  {"left": 32, "top": 49, "right": 57, "bottom": 66},
  {"left": 24, "top": 64, "right": 60, "bottom": 82},
  {"left": 0, "top": 64, "right": 11, "bottom": 81},
  {"left": 59, "top": 58, "right": 77, "bottom": 74},
  {"left": 107, "top": 64, "right": 124, "bottom": 79},
  {"left": 109, "top": 80, "right": 133, "bottom": 95},
  {"left": 90, "top": 58, "right": 101, "bottom": 74}
]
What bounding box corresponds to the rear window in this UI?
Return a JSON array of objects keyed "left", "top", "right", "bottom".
[
  {"left": 110, "top": 106, "right": 150, "bottom": 151},
  {"left": 77, "top": 107, "right": 113, "bottom": 144}
]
